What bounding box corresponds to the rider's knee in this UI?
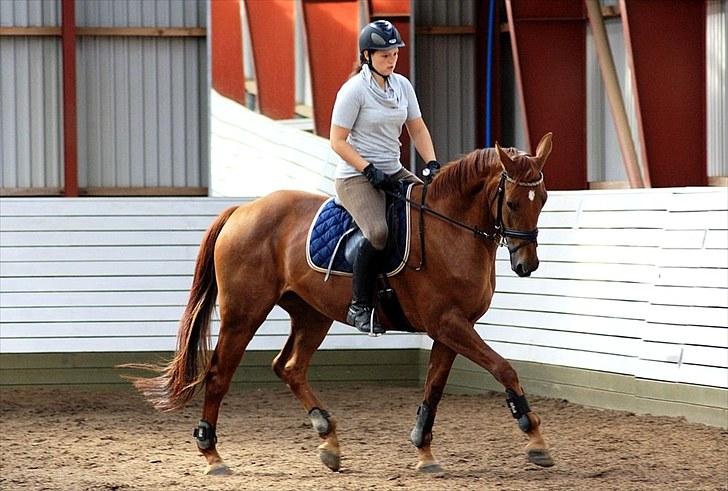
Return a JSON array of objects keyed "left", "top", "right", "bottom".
[{"left": 366, "top": 225, "right": 388, "bottom": 251}]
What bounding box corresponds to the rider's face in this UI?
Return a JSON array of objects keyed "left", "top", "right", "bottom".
[{"left": 368, "top": 48, "right": 398, "bottom": 77}]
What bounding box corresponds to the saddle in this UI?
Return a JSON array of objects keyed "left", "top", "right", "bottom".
[
  {"left": 305, "top": 184, "right": 414, "bottom": 280},
  {"left": 305, "top": 184, "right": 418, "bottom": 333}
]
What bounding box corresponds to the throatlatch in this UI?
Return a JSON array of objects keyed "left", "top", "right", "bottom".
[
  {"left": 410, "top": 401, "right": 435, "bottom": 448},
  {"left": 193, "top": 420, "right": 217, "bottom": 450},
  {"left": 506, "top": 389, "right": 532, "bottom": 432},
  {"left": 308, "top": 407, "right": 332, "bottom": 436}
]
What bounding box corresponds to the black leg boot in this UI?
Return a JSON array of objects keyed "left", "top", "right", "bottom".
[{"left": 346, "top": 239, "right": 385, "bottom": 335}]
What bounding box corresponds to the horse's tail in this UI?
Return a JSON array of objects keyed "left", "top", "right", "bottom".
[{"left": 121, "top": 205, "right": 239, "bottom": 411}]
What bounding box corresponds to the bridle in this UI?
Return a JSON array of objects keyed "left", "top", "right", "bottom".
[
  {"left": 386, "top": 170, "right": 543, "bottom": 269},
  {"left": 493, "top": 171, "right": 543, "bottom": 251}
]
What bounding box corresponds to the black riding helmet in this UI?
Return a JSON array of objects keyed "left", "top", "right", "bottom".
[
  {"left": 358, "top": 20, "right": 405, "bottom": 80},
  {"left": 358, "top": 20, "right": 405, "bottom": 52}
]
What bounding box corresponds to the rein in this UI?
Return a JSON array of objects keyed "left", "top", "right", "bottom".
[{"left": 386, "top": 171, "right": 543, "bottom": 268}]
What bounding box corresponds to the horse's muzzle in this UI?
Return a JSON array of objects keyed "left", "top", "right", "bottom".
[{"left": 510, "top": 251, "right": 539, "bottom": 277}]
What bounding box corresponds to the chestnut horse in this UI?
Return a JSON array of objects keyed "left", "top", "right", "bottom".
[{"left": 129, "top": 133, "right": 554, "bottom": 475}]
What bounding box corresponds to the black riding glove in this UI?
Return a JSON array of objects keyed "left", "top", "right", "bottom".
[
  {"left": 362, "top": 164, "right": 399, "bottom": 193},
  {"left": 422, "top": 160, "right": 441, "bottom": 183}
]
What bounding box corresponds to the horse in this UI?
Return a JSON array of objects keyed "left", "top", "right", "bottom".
[{"left": 127, "top": 133, "right": 555, "bottom": 475}]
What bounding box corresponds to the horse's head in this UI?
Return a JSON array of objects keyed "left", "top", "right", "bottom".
[{"left": 493, "top": 133, "right": 552, "bottom": 277}]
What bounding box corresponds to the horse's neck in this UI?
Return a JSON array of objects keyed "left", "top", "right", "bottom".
[
  {"left": 412, "top": 179, "right": 499, "bottom": 316},
  {"left": 423, "top": 167, "right": 500, "bottom": 233},
  {"left": 417, "top": 174, "right": 500, "bottom": 263}
]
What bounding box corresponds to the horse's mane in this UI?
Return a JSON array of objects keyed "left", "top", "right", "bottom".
[{"left": 429, "top": 147, "right": 535, "bottom": 200}]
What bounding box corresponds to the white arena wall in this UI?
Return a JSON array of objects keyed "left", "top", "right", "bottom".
[{"left": 1, "top": 187, "right": 725, "bottom": 427}]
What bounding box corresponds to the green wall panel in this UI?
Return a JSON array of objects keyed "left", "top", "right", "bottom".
[{"left": 1, "top": 350, "right": 725, "bottom": 428}]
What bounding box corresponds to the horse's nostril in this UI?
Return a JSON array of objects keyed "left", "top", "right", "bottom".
[{"left": 514, "top": 262, "right": 533, "bottom": 277}]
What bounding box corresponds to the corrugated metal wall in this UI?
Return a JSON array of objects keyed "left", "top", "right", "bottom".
[
  {"left": 414, "top": 0, "right": 476, "bottom": 164},
  {"left": 75, "top": 0, "right": 208, "bottom": 190},
  {"left": 76, "top": 36, "right": 207, "bottom": 189},
  {"left": 707, "top": 0, "right": 727, "bottom": 179},
  {"left": 75, "top": 0, "right": 204, "bottom": 27},
  {"left": 0, "top": 0, "right": 63, "bottom": 190},
  {"left": 0, "top": 0, "right": 209, "bottom": 193}
]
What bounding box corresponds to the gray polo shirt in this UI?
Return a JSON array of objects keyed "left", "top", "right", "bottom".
[{"left": 331, "top": 64, "right": 422, "bottom": 179}]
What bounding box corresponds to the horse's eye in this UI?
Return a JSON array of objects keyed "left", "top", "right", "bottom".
[{"left": 507, "top": 201, "right": 518, "bottom": 211}]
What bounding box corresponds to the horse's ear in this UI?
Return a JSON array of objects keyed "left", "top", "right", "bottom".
[
  {"left": 495, "top": 141, "right": 515, "bottom": 173},
  {"left": 534, "top": 132, "right": 553, "bottom": 169}
]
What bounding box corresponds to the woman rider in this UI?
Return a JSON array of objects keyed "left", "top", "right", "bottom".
[{"left": 330, "top": 20, "right": 440, "bottom": 335}]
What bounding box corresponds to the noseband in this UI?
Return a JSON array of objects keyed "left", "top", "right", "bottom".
[{"left": 494, "top": 171, "right": 542, "bottom": 251}]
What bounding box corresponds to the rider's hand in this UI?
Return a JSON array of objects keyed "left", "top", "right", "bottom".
[
  {"left": 363, "top": 164, "right": 390, "bottom": 190},
  {"left": 380, "top": 175, "right": 402, "bottom": 195},
  {"left": 422, "top": 160, "right": 441, "bottom": 183}
]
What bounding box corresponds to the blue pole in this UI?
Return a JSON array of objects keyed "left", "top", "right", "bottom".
[{"left": 485, "top": 0, "right": 496, "bottom": 147}]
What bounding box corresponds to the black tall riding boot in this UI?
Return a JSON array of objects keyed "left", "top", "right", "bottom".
[{"left": 346, "top": 239, "right": 385, "bottom": 335}]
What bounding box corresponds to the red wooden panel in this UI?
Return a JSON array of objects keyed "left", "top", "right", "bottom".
[
  {"left": 245, "top": 0, "right": 295, "bottom": 119},
  {"left": 211, "top": 0, "right": 246, "bottom": 105},
  {"left": 61, "top": 0, "right": 78, "bottom": 197},
  {"left": 369, "top": 0, "right": 409, "bottom": 16},
  {"left": 507, "top": 0, "right": 587, "bottom": 190},
  {"left": 622, "top": 0, "right": 707, "bottom": 187},
  {"left": 302, "top": 0, "right": 359, "bottom": 138},
  {"left": 509, "top": 0, "right": 583, "bottom": 19},
  {"left": 370, "top": 1, "right": 412, "bottom": 166}
]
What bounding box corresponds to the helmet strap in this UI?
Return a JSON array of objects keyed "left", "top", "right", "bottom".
[{"left": 364, "top": 50, "right": 389, "bottom": 82}]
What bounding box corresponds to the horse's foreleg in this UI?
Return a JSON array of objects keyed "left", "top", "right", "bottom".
[
  {"left": 196, "top": 306, "right": 271, "bottom": 476},
  {"left": 411, "top": 340, "right": 456, "bottom": 473},
  {"left": 273, "top": 300, "right": 339, "bottom": 471},
  {"left": 433, "top": 319, "right": 554, "bottom": 467}
]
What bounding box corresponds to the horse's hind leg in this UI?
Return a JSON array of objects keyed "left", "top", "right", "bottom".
[
  {"left": 273, "top": 296, "right": 340, "bottom": 471},
  {"left": 196, "top": 296, "right": 276, "bottom": 475},
  {"left": 410, "top": 340, "right": 456, "bottom": 473}
]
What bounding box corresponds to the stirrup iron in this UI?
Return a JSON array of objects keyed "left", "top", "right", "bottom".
[{"left": 368, "top": 308, "right": 382, "bottom": 337}]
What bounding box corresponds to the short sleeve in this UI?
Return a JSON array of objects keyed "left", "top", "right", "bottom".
[
  {"left": 401, "top": 77, "right": 422, "bottom": 121},
  {"left": 331, "top": 79, "right": 362, "bottom": 130}
]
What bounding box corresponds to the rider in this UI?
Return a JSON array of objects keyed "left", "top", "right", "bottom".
[{"left": 330, "top": 20, "right": 440, "bottom": 335}]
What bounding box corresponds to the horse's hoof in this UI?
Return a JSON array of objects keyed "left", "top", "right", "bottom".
[
  {"left": 527, "top": 448, "right": 554, "bottom": 467},
  {"left": 416, "top": 462, "right": 444, "bottom": 474},
  {"left": 204, "top": 462, "right": 233, "bottom": 476},
  {"left": 319, "top": 448, "right": 341, "bottom": 472}
]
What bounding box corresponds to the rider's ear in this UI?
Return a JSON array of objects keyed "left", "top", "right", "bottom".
[{"left": 534, "top": 132, "right": 553, "bottom": 168}]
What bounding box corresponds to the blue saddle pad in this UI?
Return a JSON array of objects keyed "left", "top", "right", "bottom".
[{"left": 306, "top": 185, "right": 414, "bottom": 278}]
